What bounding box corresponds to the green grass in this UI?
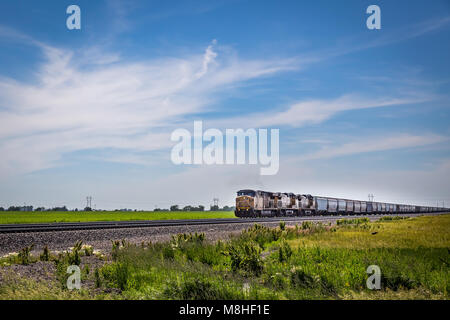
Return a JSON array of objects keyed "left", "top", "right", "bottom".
[
  {"left": 0, "top": 211, "right": 236, "bottom": 224},
  {"left": 1, "top": 214, "right": 449, "bottom": 300},
  {"left": 95, "top": 215, "right": 449, "bottom": 299},
  {"left": 288, "top": 214, "right": 450, "bottom": 249}
]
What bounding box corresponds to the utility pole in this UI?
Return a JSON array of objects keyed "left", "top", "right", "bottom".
[
  {"left": 86, "top": 196, "right": 92, "bottom": 209},
  {"left": 212, "top": 198, "right": 219, "bottom": 211}
]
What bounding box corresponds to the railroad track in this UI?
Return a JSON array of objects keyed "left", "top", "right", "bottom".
[{"left": 0, "top": 213, "right": 436, "bottom": 234}]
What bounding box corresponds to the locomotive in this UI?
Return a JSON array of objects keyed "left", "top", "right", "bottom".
[{"left": 235, "top": 189, "right": 447, "bottom": 217}]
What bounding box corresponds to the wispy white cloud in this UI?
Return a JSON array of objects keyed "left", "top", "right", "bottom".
[
  {"left": 196, "top": 39, "right": 218, "bottom": 78},
  {"left": 0, "top": 36, "right": 298, "bottom": 176},
  {"left": 316, "top": 15, "right": 450, "bottom": 60},
  {"left": 294, "top": 134, "right": 448, "bottom": 161},
  {"left": 210, "top": 93, "right": 432, "bottom": 129}
]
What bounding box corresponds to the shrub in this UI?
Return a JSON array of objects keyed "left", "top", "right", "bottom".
[
  {"left": 238, "top": 224, "right": 282, "bottom": 249},
  {"left": 162, "top": 245, "right": 175, "bottom": 260},
  {"left": 67, "top": 241, "right": 83, "bottom": 265},
  {"left": 101, "top": 262, "right": 130, "bottom": 291},
  {"left": 18, "top": 244, "right": 34, "bottom": 265},
  {"left": 278, "top": 240, "right": 293, "bottom": 263},
  {"left": 40, "top": 246, "right": 50, "bottom": 262},
  {"left": 54, "top": 259, "right": 70, "bottom": 289},
  {"left": 225, "top": 240, "right": 263, "bottom": 275},
  {"left": 83, "top": 265, "right": 90, "bottom": 275},
  {"left": 82, "top": 244, "right": 94, "bottom": 256},
  {"left": 301, "top": 221, "right": 313, "bottom": 230},
  {"left": 94, "top": 268, "right": 102, "bottom": 288},
  {"left": 111, "top": 240, "right": 123, "bottom": 261},
  {"left": 171, "top": 233, "right": 205, "bottom": 249}
]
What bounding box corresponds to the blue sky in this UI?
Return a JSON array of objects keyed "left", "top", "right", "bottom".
[{"left": 0, "top": 0, "right": 449, "bottom": 209}]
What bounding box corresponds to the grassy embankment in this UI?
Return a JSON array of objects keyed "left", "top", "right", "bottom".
[
  {"left": 0, "top": 211, "right": 236, "bottom": 224},
  {"left": 0, "top": 214, "right": 449, "bottom": 300}
]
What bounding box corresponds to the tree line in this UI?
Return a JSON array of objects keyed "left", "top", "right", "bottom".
[
  {"left": 162, "top": 205, "right": 235, "bottom": 212},
  {"left": 0, "top": 205, "right": 235, "bottom": 212}
]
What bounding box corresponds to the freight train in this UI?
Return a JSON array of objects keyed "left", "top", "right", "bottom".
[{"left": 235, "top": 189, "right": 448, "bottom": 217}]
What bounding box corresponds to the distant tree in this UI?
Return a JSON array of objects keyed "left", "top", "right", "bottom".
[
  {"left": 170, "top": 205, "right": 179, "bottom": 211},
  {"left": 222, "top": 205, "right": 231, "bottom": 211},
  {"left": 7, "top": 206, "right": 20, "bottom": 211},
  {"left": 84, "top": 207, "right": 92, "bottom": 211},
  {"left": 187, "top": 205, "right": 205, "bottom": 211},
  {"left": 183, "top": 205, "right": 192, "bottom": 211},
  {"left": 49, "top": 206, "right": 67, "bottom": 211},
  {"left": 34, "top": 207, "right": 45, "bottom": 212},
  {"left": 210, "top": 205, "right": 219, "bottom": 211},
  {"left": 74, "top": 208, "right": 78, "bottom": 212},
  {"left": 0, "top": 207, "right": 4, "bottom": 211}
]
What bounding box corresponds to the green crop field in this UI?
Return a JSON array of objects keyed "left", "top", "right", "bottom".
[
  {"left": 0, "top": 214, "right": 448, "bottom": 300},
  {"left": 0, "top": 211, "right": 236, "bottom": 224}
]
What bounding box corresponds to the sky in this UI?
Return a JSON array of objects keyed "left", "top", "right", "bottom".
[{"left": 0, "top": 0, "right": 449, "bottom": 210}]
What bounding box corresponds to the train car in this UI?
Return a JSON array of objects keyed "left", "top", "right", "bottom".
[
  {"left": 234, "top": 189, "right": 448, "bottom": 218},
  {"left": 328, "top": 198, "right": 338, "bottom": 214},
  {"left": 283, "top": 193, "right": 297, "bottom": 216},
  {"left": 235, "top": 189, "right": 256, "bottom": 217},
  {"left": 300, "top": 194, "right": 316, "bottom": 215},
  {"left": 360, "top": 201, "right": 367, "bottom": 213},
  {"left": 354, "top": 201, "right": 361, "bottom": 214},
  {"left": 346, "top": 200, "right": 354, "bottom": 215},
  {"left": 337, "top": 199, "right": 346, "bottom": 214},
  {"left": 367, "top": 202, "right": 373, "bottom": 214},
  {"left": 316, "top": 197, "right": 328, "bottom": 214}
]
